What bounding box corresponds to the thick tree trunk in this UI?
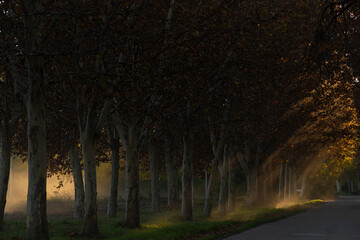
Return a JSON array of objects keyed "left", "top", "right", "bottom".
[
  {"left": 69, "top": 146, "right": 84, "bottom": 219},
  {"left": 165, "top": 139, "right": 178, "bottom": 208},
  {"left": 0, "top": 128, "right": 12, "bottom": 231},
  {"left": 124, "top": 125, "right": 140, "bottom": 227},
  {"left": 81, "top": 135, "right": 99, "bottom": 235},
  {"left": 26, "top": 85, "right": 49, "bottom": 240},
  {"left": 149, "top": 138, "right": 160, "bottom": 212},
  {"left": 107, "top": 129, "right": 120, "bottom": 218},
  {"left": 23, "top": 1, "right": 49, "bottom": 239},
  {"left": 181, "top": 132, "right": 193, "bottom": 220},
  {"left": 218, "top": 153, "right": 228, "bottom": 216}
]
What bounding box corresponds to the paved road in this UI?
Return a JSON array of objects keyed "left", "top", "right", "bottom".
[{"left": 224, "top": 196, "right": 360, "bottom": 240}]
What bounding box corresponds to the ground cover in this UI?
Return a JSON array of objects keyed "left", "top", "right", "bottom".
[{"left": 0, "top": 199, "right": 323, "bottom": 240}]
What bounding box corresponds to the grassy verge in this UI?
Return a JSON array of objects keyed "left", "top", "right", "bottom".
[{"left": 0, "top": 200, "right": 324, "bottom": 240}]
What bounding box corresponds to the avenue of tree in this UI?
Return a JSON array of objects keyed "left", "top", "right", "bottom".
[{"left": 1, "top": 0, "right": 360, "bottom": 239}]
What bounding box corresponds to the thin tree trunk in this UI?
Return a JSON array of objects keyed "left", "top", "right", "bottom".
[
  {"left": 278, "top": 161, "right": 283, "bottom": 201},
  {"left": 218, "top": 149, "right": 228, "bottom": 216},
  {"left": 293, "top": 168, "right": 297, "bottom": 197},
  {"left": 269, "top": 159, "right": 273, "bottom": 192},
  {"left": 181, "top": 131, "right": 193, "bottom": 220},
  {"left": 228, "top": 158, "right": 235, "bottom": 212},
  {"left": 107, "top": 127, "right": 120, "bottom": 218},
  {"left": 203, "top": 146, "right": 223, "bottom": 217},
  {"left": 263, "top": 177, "right": 267, "bottom": 203},
  {"left": 336, "top": 180, "right": 342, "bottom": 194},
  {"left": 283, "top": 161, "right": 288, "bottom": 200},
  {"left": 288, "top": 167, "right": 292, "bottom": 198},
  {"left": 357, "top": 168, "right": 360, "bottom": 195},
  {"left": 192, "top": 176, "right": 195, "bottom": 209},
  {"left": 165, "top": 138, "right": 177, "bottom": 208},
  {"left": 150, "top": 137, "right": 160, "bottom": 212},
  {"left": 69, "top": 145, "right": 84, "bottom": 219},
  {"left": 246, "top": 169, "right": 257, "bottom": 206},
  {"left": 205, "top": 170, "right": 208, "bottom": 197},
  {"left": 300, "top": 175, "right": 306, "bottom": 198},
  {"left": 0, "top": 127, "right": 12, "bottom": 231}
]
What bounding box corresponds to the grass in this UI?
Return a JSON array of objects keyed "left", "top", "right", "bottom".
[{"left": 0, "top": 200, "right": 324, "bottom": 240}]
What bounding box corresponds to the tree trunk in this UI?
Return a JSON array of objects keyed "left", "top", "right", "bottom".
[
  {"left": 263, "top": 176, "right": 267, "bottom": 203},
  {"left": 228, "top": 158, "right": 235, "bottom": 212},
  {"left": 181, "top": 131, "right": 193, "bottom": 220},
  {"left": 246, "top": 168, "right": 257, "bottom": 206},
  {"left": 269, "top": 159, "right": 273, "bottom": 193},
  {"left": 191, "top": 175, "right": 195, "bottom": 209},
  {"left": 124, "top": 124, "right": 140, "bottom": 227},
  {"left": 218, "top": 151, "right": 228, "bottom": 216},
  {"left": 357, "top": 168, "right": 360, "bottom": 195},
  {"left": 203, "top": 145, "right": 223, "bottom": 217},
  {"left": 81, "top": 134, "right": 99, "bottom": 235},
  {"left": 23, "top": 0, "right": 49, "bottom": 238},
  {"left": 165, "top": 139, "right": 177, "bottom": 208},
  {"left": 336, "top": 180, "right": 342, "bottom": 194},
  {"left": 107, "top": 129, "right": 120, "bottom": 218},
  {"left": 69, "top": 146, "right": 84, "bottom": 219},
  {"left": 0, "top": 127, "right": 12, "bottom": 231},
  {"left": 288, "top": 167, "right": 292, "bottom": 198},
  {"left": 293, "top": 168, "right": 297, "bottom": 197},
  {"left": 278, "top": 161, "right": 283, "bottom": 201},
  {"left": 300, "top": 175, "right": 306, "bottom": 198},
  {"left": 205, "top": 170, "right": 208, "bottom": 198},
  {"left": 283, "top": 161, "right": 288, "bottom": 200},
  {"left": 149, "top": 137, "right": 160, "bottom": 212}
]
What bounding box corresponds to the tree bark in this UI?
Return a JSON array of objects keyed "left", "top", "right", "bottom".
[
  {"left": 203, "top": 113, "right": 228, "bottom": 217},
  {"left": 77, "top": 96, "right": 108, "bottom": 235},
  {"left": 81, "top": 133, "right": 99, "bottom": 235},
  {"left": 23, "top": 0, "right": 49, "bottom": 239},
  {"left": 218, "top": 148, "right": 228, "bottom": 216},
  {"left": 246, "top": 168, "right": 257, "bottom": 206},
  {"left": 228, "top": 158, "right": 235, "bottom": 212},
  {"left": 336, "top": 179, "right": 342, "bottom": 194},
  {"left": 181, "top": 130, "right": 193, "bottom": 220},
  {"left": 149, "top": 137, "right": 160, "bottom": 212},
  {"left": 107, "top": 126, "right": 120, "bottom": 218},
  {"left": 165, "top": 138, "right": 178, "bottom": 208},
  {"left": 69, "top": 145, "right": 84, "bottom": 219},
  {"left": 288, "top": 167, "right": 292, "bottom": 198},
  {"left": 124, "top": 124, "right": 140, "bottom": 227},
  {"left": 283, "top": 161, "right": 288, "bottom": 200},
  {"left": 300, "top": 175, "right": 306, "bottom": 198},
  {"left": 0, "top": 126, "right": 12, "bottom": 231},
  {"left": 278, "top": 161, "right": 283, "bottom": 201}
]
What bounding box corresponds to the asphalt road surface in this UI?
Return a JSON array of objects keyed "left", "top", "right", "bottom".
[{"left": 224, "top": 196, "right": 360, "bottom": 240}]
